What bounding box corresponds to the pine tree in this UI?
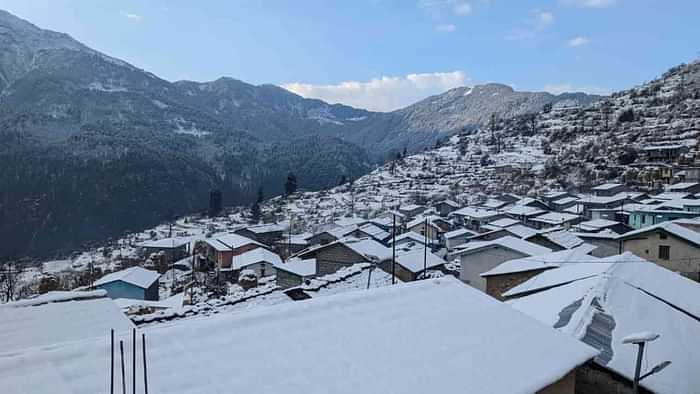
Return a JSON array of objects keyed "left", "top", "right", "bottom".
[{"left": 284, "top": 172, "right": 297, "bottom": 197}]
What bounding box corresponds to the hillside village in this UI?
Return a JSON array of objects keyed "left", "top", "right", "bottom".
[{"left": 4, "top": 61, "right": 700, "bottom": 393}]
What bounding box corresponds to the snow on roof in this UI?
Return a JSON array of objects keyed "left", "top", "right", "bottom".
[
  {"left": 389, "top": 231, "right": 427, "bottom": 245},
  {"left": 552, "top": 196, "right": 579, "bottom": 205},
  {"left": 652, "top": 192, "right": 692, "bottom": 201},
  {"left": 0, "top": 278, "right": 597, "bottom": 394},
  {"left": 358, "top": 223, "right": 390, "bottom": 240},
  {"left": 481, "top": 244, "right": 598, "bottom": 277},
  {"left": 488, "top": 217, "right": 520, "bottom": 228},
  {"left": 503, "top": 224, "right": 539, "bottom": 239},
  {"left": 137, "top": 238, "right": 189, "bottom": 249},
  {"left": 394, "top": 248, "right": 446, "bottom": 273},
  {"left": 243, "top": 223, "right": 286, "bottom": 233},
  {"left": 232, "top": 248, "right": 283, "bottom": 270},
  {"left": 0, "top": 291, "right": 134, "bottom": 354},
  {"left": 274, "top": 258, "right": 317, "bottom": 277},
  {"left": 437, "top": 199, "right": 460, "bottom": 208},
  {"left": 204, "top": 233, "right": 263, "bottom": 251},
  {"left": 576, "top": 219, "right": 620, "bottom": 231},
  {"left": 642, "top": 144, "right": 686, "bottom": 150},
  {"left": 572, "top": 229, "right": 620, "bottom": 239},
  {"left": 454, "top": 236, "right": 552, "bottom": 257},
  {"left": 505, "top": 205, "right": 546, "bottom": 217},
  {"left": 531, "top": 212, "right": 580, "bottom": 225},
  {"left": 399, "top": 203, "right": 423, "bottom": 211},
  {"left": 481, "top": 198, "right": 508, "bottom": 209},
  {"left": 618, "top": 221, "right": 700, "bottom": 247},
  {"left": 507, "top": 254, "right": 700, "bottom": 393},
  {"left": 334, "top": 217, "right": 369, "bottom": 227},
  {"left": 452, "top": 206, "right": 501, "bottom": 219},
  {"left": 536, "top": 230, "right": 585, "bottom": 249},
  {"left": 667, "top": 182, "right": 699, "bottom": 191},
  {"left": 406, "top": 215, "right": 442, "bottom": 230},
  {"left": 341, "top": 237, "right": 392, "bottom": 261},
  {"left": 94, "top": 266, "right": 160, "bottom": 289},
  {"left": 592, "top": 183, "right": 623, "bottom": 190},
  {"left": 580, "top": 192, "right": 631, "bottom": 205},
  {"left": 444, "top": 228, "right": 475, "bottom": 239},
  {"left": 543, "top": 191, "right": 569, "bottom": 199}
]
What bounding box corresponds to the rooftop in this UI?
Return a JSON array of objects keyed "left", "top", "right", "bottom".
[{"left": 94, "top": 266, "right": 161, "bottom": 289}]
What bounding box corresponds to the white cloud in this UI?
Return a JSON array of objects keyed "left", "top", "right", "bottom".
[
  {"left": 435, "top": 23, "right": 457, "bottom": 32},
  {"left": 120, "top": 11, "right": 143, "bottom": 22},
  {"left": 561, "top": 0, "right": 617, "bottom": 8},
  {"left": 544, "top": 83, "right": 611, "bottom": 95},
  {"left": 454, "top": 2, "right": 472, "bottom": 15},
  {"left": 537, "top": 11, "right": 554, "bottom": 27},
  {"left": 282, "top": 71, "right": 470, "bottom": 112},
  {"left": 567, "top": 36, "right": 590, "bottom": 47}
]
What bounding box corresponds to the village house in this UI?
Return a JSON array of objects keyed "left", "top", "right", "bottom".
[
  {"left": 297, "top": 237, "right": 391, "bottom": 276},
  {"left": 507, "top": 253, "right": 700, "bottom": 394},
  {"left": 274, "top": 258, "right": 316, "bottom": 288},
  {"left": 136, "top": 238, "right": 189, "bottom": 262},
  {"left": 525, "top": 229, "right": 584, "bottom": 251},
  {"left": 234, "top": 223, "right": 285, "bottom": 247},
  {"left": 481, "top": 245, "right": 597, "bottom": 300},
  {"left": 377, "top": 247, "right": 446, "bottom": 282},
  {"left": 550, "top": 196, "right": 580, "bottom": 211},
  {"left": 451, "top": 206, "right": 506, "bottom": 231},
  {"left": 433, "top": 199, "right": 460, "bottom": 216},
  {"left": 530, "top": 212, "right": 582, "bottom": 229},
  {"left": 388, "top": 231, "right": 430, "bottom": 248},
  {"left": 579, "top": 194, "right": 632, "bottom": 218},
  {"left": 201, "top": 233, "right": 264, "bottom": 273},
  {"left": 542, "top": 191, "right": 573, "bottom": 204},
  {"left": 405, "top": 215, "right": 446, "bottom": 242},
  {"left": 230, "top": 247, "right": 282, "bottom": 279},
  {"left": 397, "top": 203, "right": 426, "bottom": 219},
  {"left": 0, "top": 278, "right": 599, "bottom": 394},
  {"left": 453, "top": 236, "right": 552, "bottom": 291},
  {"left": 667, "top": 181, "right": 700, "bottom": 194},
  {"left": 628, "top": 207, "right": 699, "bottom": 229},
  {"left": 275, "top": 233, "right": 311, "bottom": 258},
  {"left": 618, "top": 221, "right": 700, "bottom": 280},
  {"left": 443, "top": 228, "right": 476, "bottom": 250},
  {"left": 480, "top": 197, "right": 510, "bottom": 210},
  {"left": 642, "top": 143, "right": 689, "bottom": 162},
  {"left": 575, "top": 219, "right": 632, "bottom": 235},
  {"left": 572, "top": 230, "right": 621, "bottom": 257},
  {"left": 93, "top": 266, "right": 161, "bottom": 301},
  {"left": 504, "top": 205, "right": 547, "bottom": 225},
  {"left": 591, "top": 183, "right": 628, "bottom": 197}
]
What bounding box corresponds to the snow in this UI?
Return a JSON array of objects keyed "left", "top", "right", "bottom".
[
  {"left": 137, "top": 238, "right": 188, "bottom": 249},
  {"left": 622, "top": 332, "right": 659, "bottom": 344},
  {"left": 94, "top": 266, "right": 161, "bottom": 289},
  {"left": 454, "top": 235, "right": 552, "bottom": 257},
  {"left": 591, "top": 183, "right": 623, "bottom": 191},
  {"left": 576, "top": 219, "right": 620, "bottom": 231},
  {"left": 274, "top": 258, "right": 316, "bottom": 277},
  {"left": 537, "top": 230, "right": 584, "bottom": 249},
  {"left": 342, "top": 237, "right": 392, "bottom": 261},
  {"left": 0, "top": 277, "right": 597, "bottom": 394},
  {"left": 394, "top": 248, "right": 446, "bottom": 273},
  {"left": 531, "top": 211, "right": 580, "bottom": 225},
  {"left": 0, "top": 292, "right": 133, "bottom": 354},
  {"left": 488, "top": 217, "right": 520, "bottom": 228},
  {"left": 452, "top": 206, "right": 501, "bottom": 219},
  {"left": 204, "top": 233, "right": 262, "bottom": 252},
  {"left": 619, "top": 221, "right": 700, "bottom": 247},
  {"left": 231, "top": 248, "right": 282, "bottom": 270},
  {"left": 481, "top": 244, "right": 598, "bottom": 277},
  {"left": 508, "top": 254, "right": 700, "bottom": 394},
  {"left": 388, "top": 231, "right": 427, "bottom": 245},
  {"left": 444, "top": 228, "right": 475, "bottom": 239}
]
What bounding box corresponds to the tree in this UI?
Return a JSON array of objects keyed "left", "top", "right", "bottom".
[
  {"left": 618, "top": 108, "right": 635, "bottom": 123},
  {"left": 251, "top": 186, "right": 263, "bottom": 222},
  {"left": 402, "top": 147, "right": 408, "bottom": 158},
  {"left": 284, "top": 172, "right": 297, "bottom": 197},
  {"left": 542, "top": 103, "right": 553, "bottom": 113},
  {"left": 338, "top": 174, "right": 347, "bottom": 186}
]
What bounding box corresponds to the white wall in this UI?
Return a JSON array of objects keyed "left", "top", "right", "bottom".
[{"left": 460, "top": 247, "right": 526, "bottom": 291}]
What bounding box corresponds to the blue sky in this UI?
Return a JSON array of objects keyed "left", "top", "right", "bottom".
[{"left": 1, "top": 0, "right": 699, "bottom": 111}]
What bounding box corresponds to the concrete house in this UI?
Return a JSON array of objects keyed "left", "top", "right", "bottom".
[
  {"left": 231, "top": 248, "right": 282, "bottom": 279},
  {"left": 572, "top": 230, "right": 621, "bottom": 258},
  {"left": 433, "top": 199, "right": 460, "bottom": 216},
  {"left": 530, "top": 212, "right": 582, "bottom": 229},
  {"left": 575, "top": 219, "right": 631, "bottom": 235},
  {"left": 443, "top": 228, "right": 475, "bottom": 250},
  {"left": 618, "top": 221, "right": 700, "bottom": 279},
  {"left": 94, "top": 266, "right": 161, "bottom": 301},
  {"left": 451, "top": 206, "right": 505, "bottom": 231},
  {"left": 201, "top": 233, "right": 264, "bottom": 272},
  {"left": 667, "top": 182, "right": 700, "bottom": 194},
  {"left": 234, "top": 223, "right": 285, "bottom": 247},
  {"left": 377, "top": 247, "right": 446, "bottom": 282},
  {"left": 298, "top": 238, "right": 391, "bottom": 276},
  {"left": 453, "top": 236, "right": 551, "bottom": 291},
  {"left": 137, "top": 238, "right": 189, "bottom": 262},
  {"left": 591, "top": 183, "right": 628, "bottom": 197},
  {"left": 397, "top": 204, "right": 426, "bottom": 219},
  {"left": 274, "top": 258, "right": 316, "bottom": 289}
]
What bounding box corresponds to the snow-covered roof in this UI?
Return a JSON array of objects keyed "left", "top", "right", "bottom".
[
  {"left": 204, "top": 233, "right": 263, "bottom": 251},
  {"left": 534, "top": 230, "right": 584, "bottom": 249},
  {"left": 481, "top": 244, "right": 597, "bottom": 277},
  {"left": 667, "top": 182, "right": 699, "bottom": 191},
  {"left": 232, "top": 248, "right": 283, "bottom": 270},
  {"left": 580, "top": 193, "right": 630, "bottom": 205},
  {"left": 452, "top": 206, "right": 501, "bottom": 219},
  {"left": 508, "top": 253, "right": 700, "bottom": 393},
  {"left": 243, "top": 223, "right": 285, "bottom": 234},
  {"left": 358, "top": 223, "right": 391, "bottom": 240},
  {"left": 454, "top": 236, "right": 552, "bottom": 257},
  {"left": 543, "top": 191, "right": 569, "bottom": 199},
  {"left": 0, "top": 291, "right": 134, "bottom": 354},
  {"left": 274, "top": 258, "right": 317, "bottom": 277},
  {"left": 552, "top": 196, "right": 579, "bottom": 205},
  {"left": 406, "top": 215, "right": 442, "bottom": 230},
  {"left": 0, "top": 278, "right": 597, "bottom": 394},
  {"left": 394, "top": 248, "right": 446, "bottom": 273},
  {"left": 389, "top": 231, "right": 427, "bottom": 245},
  {"left": 618, "top": 221, "right": 700, "bottom": 247},
  {"left": 576, "top": 219, "right": 620, "bottom": 231},
  {"left": 334, "top": 217, "right": 369, "bottom": 227},
  {"left": 94, "top": 266, "right": 161, "bottom": 289},
  {"left": 573, "top": 229, "right": 620, "bottom": 240},
  {"left": 137, "top": 238, "right": 189, "bottom": 249},
  {"left": 531, "top": 212, "right": 580, "bottom": 225},
  {"left": 341, "top": 237, "right": 392, "bottom": 261},
  {"left": 505, "top": 205, "right": 546, "bottom": 217},
  {"left": 488, "top": 217, "right": 520, "bottom": 228},
  {"left": 591, "top": 183, "right": 623, "bottom": 191},
  {"left": 503, "top": 224, "right": 539, "bottom": 239},
  {"left": 652, "top": 192, "right": 692, "bottom": 201},
  {"left": 481, "top": 198, "right": 508, "bottom": 209},
  {"left": 444, "top": 228, "right": 475, "bottom": 239}
]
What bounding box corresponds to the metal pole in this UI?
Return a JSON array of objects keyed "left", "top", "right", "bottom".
[
  {"left": 132, "top": 329, "right": 136, "bottom": 394},
  {"left": 110, "top": 329, "right": 114, "bottom": 394},
  {"left": 633, "top": 343, "right": 645, "bottom": 394},
  {"left": 119, "top": 340, "right": 126, "bottom": 394},
  {"left": 391, "top": 215, "right": 396, "bottom": 284},
  {"left": 142, "top": 334, "right": 149, "bottom": 394},
  {"left": 423, "top": 218, "right": 428, "bottom": 278}
]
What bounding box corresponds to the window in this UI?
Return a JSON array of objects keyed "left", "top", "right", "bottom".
[
  {"left": 659, "top": 232, "right": 667, "bottom": 240},
  {"left": 658, "top": 245, "right": 670, "bottom": 260}
]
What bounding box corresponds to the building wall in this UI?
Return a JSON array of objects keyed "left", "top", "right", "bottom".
[
  {"left": 582, "top": 239, "right": 620, "bottom": 258},
  {"left": 216, "top": 244, "right": 260, "bottom": 269},
  {"left": 144, "top": 281, "right": 159, "bottom": 301},
  {"left": 316, "top": 244, "right": 368, "bottom": 276},
  {"left": 460, "top": 247, "right": 527, "bottom": 291},
  {"left": 485, "top": 268, "right": 550, "bottom": 300},
  {"left": 622, "top": 232, "right": 700, "bottom": 278},
  {"left": 240, "top": 262, "right": 276, "bottom": 278},
  {"left": 574, "top": 363, "right": 652, "bottom": 394},
  {"left": 536, "top": 369, "right": 577, "bottom": 394},
  {"left": 378, "top": 260, "right": 416, "bottom": 282},
  {"left": 96, "top": 281, "right": 146, "bottom": 300},
  {"left": 407, "top": 222, "right": 440, "bottom": 242},
  {"left": 275, "top": 269, "right": 305, "bottom": 289},
  {"left": 446, "top": 235, "right": 469, "bottom": 250}
]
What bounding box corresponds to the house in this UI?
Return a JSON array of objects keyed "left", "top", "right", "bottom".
[
  {"left": 618, "top": 221, "right": 700, "bottom": 279},
  {"left": 550, "top": 196, "right": 580, "bottom": 211},
  {"left": 575, "top": 219, "right": 632, "bottom": 235},
  {"left": 388, "top": 231, "right": 429, "bottom": 248},
  {"left": 513, "top": 197, "right": 550, "bottom": 211},
  {"left": 377, "top": 247, "right": 446, "bottom": 282},
  {"left": 443, "top": 228, "right": 475, "bottom": 249},
  {"left": 542, "top": 191, "right": 572, "bottom": 204},
  {"left": 356, "top": 223, "right": 391, "bottom": 243},
  {"left": 94, "top": 266, "right": 161, "bottom": 301},
  {"left": 274, "top": 258, "right": 317, "bottom": 288},
  {"left": 525, "top": 230, "right": 584, "bottom": 251},
  {"left": 504, "top": 205, "right": 547, "bottom": 224},
  {"left": 397, "top": 203, "right": 426, "bottom": 219},
  {"left": 275, "top": 233, "right": 311, "bottom": 258},
  {"left": 486, "top": 217, "right": 521, "bottom": 229},
  {"left": 234, "top": 223, "right": 285, "bottom": 247},
  {"left": 667, "top": 181, "right": 700, "bottom": 194},
  {"left": 628, "top": 207, "right": 699, "bottom": 229},
  {"left": 530, "top": 212, "right": 582, "bottom": 229},
  {"left": 201, "top": 233, "right": 264, "bottom": 271},
  {"left": 0, "top": 278, "right": 598, "bottom": 394},
  {"left": 480, "top": 198, "right": 509, "bottom": 210},
  {"left": 136, "top": 238, "right": 189, "bottom": 262},
  {"left": 231, "top": 248, "right": 282, "bottom": 279},
  {"left": 591, "top": 183, "right": 627, "bottom": 197},
  {"left": 433, "top": 199, "right": 460, "bottom": 216},
  {"left": 507, "top": 253, "right": 700, "bottom": 394},
  {"left": 451, "top": 206, "right": 505, "bottom": 231},
  {"left": 0, "top": 290, "right": 134, "bottom": 355},
  {"left": 405, "top": 215, "right": 444, "bottom": 242},
  {"left": 572, "top": 230, "right": 621, "bottom": 258},
  {"left": 453, "top": 236, "right": 552, "bottom": 291},
  {"left": 642, "top": 143, "right": 689, "bottom": 162},
  {"left": 298, "top": 237, "right": 391, "bottom": 276},
  {"left": 481, "top": 245, "right": 597, "bottom": 300}
]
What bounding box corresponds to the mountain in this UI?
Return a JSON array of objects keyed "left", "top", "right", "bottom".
[{"left": 0, "top": 9, "right": 600, "bottom": 257}]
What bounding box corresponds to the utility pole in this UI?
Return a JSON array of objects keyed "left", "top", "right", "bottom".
[
  {"left": 391, "top": 215, "right": 396, "bottom": 285},
  {"left": 423, "top": 218, "right": 428, "bottom": 278}
]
